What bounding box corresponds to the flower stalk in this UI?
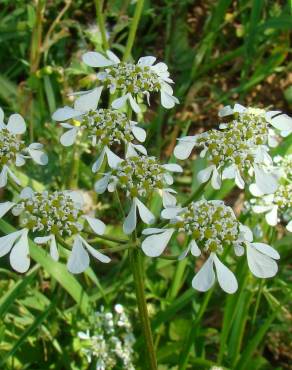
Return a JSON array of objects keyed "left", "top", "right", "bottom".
[
  {"left": 129, "top": 245, "right": 157, "bottom": 369},
  {"left": 123, "top": 0, "right": 145, "bottom": 61}
]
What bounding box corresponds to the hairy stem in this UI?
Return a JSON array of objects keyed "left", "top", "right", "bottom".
[
  {"left": 123, "top": 0, "right": 145, "bottom": 61},
  {"left": 129, "top": 246, "right": 157, "bottom": 369}
]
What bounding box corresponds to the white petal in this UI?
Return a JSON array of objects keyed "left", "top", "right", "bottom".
[
  {"left": 265, "top": 206, "right": 278, "bottom": 226},
  {"left": 123, "top": 200, "right": 137, "bottom": 235},
  {"left": 270, "top": 114, "right": 292, "bottom": 131},
  {"left": 106, "top": 50, "right": 120, "bottom": 63},
  {"left": 135, "top": 198, "right": 155, "bottom": 225},
  {"left": 85, "top": 216, "right": 106, "bottom": 235},
  {"left": 74, "top": 87, "right": 103, "bottom": 112},
  {"left": 142, "top": 228, "right": 165, "bottom": 235},
  {"left": 49, "top": 236, "right": 59, "bottom": 261},
  {"left": 105, "top": 147, "right": 123, "bottom": 169},
  {"left": 234, "top": 244, "right": 244, "bottom": 256},
  {"left": 190, "top": 240, "right": 201, "bottom": 257},
  {"left": 211, "top": 166, "right": 221, "bottom": 189},
  {"left": 160, "top": 91, "right": 177, "bottom": 109},
  {"left": 163, "top": 173, "right": 173, "bottom": 185},
  {"left": 112, "top": 95, "right": 128, "bottom": 110},
  {"left": 60, "top": 127, "right": 79, "bottom": 146},
  {"left": 52, "top": 106, "right": 82, "bottom": 121},
  {"left": 131, "top": 126, "right": 146, "bottom": 142},
  {"left": 239, "top": 224, "right": 253, "bottom": 242},
  {"left": 161, "top": 206, "right": 182, "bottom": 219},
  {"left": 7, "top": 114, "right": 26, "bottom": 134},
  {"left": 233, "top": 103, "right": 246, "bottom": 113},
  {"left": 6, "top": 167, "right": 21, "bottom": 186},
  {"left": 218, "top": 105, "right": 233, "bottom": 117},
  {"left": 0, "top": 201, "right": 15, "bottom": 218},
  {"left": 235, "top": 169, "right": 245, "bottom": 189},
  {"left": 249, "top": 183, "right": 264, "bottom": 197},
  {"left": 173, "top": 140, "right": 196, "bottom": 160},
  {"left": 15, "top": 154, "right": 26, "bottom": 167},
  {"left": 94, "top": 175, "right": 110, "bottom": 194},
  {"left": 92, "top": 148, "right": 106, "bottom": 172},
  {"left": 34, "top": 235, "right": 52, "bottom": 244},
  {"left": 222, "top": 165, "right": 236, "bottom": 179},
  {"left": 20, "top": 186, "right": 34, "bottom": 199},
  {"left": 254, "top": 165, "right": 278, "bottom": 194},
  {"left": 162, "top": 190, "right": 177, "bottom": 208},
  {"left": 197, "top": 166, "right": 214, "bottom": 184},
  {"left": 66, "top": 191, "right": 84, "bottom": 209},
  {"left": 0, "top": 107, "right": 4, "bottom": 123},
  {"left": 178, "top": 244, "right": 191, "bottom": 260},
  {"left": 141, "top": 228, "right": 175, "bottom": 257},
  {"left": 252, "top": 242, "right": 280, "bottom": 260},
  {"left": 28, "top": 146, "right": 48, "bottom": 165},
  {"left": 79, "top": 236, "right": 110, "bottom": 263},
  {"left": 0, "top": 230, "right": 23, "bottom": 257},
  {"left": 128, "top": 94, "right": 141, "bottom": 113},
  {"left": 0, "top": 166, "right": 8, "bottom": 188},
  {"left": 138, "top": 56, "right": 156, "bottom": 66},
  {"left": 213, "top": 254, "right": 238, "bottom": 294},
  {"left": 286, "top": 220, "right": 292, "bottom": 232},
  {"left": 192, "top": 255, "right": 215, "bottom": 292},
  {"left": 10, "top": 229, "right": 30, "bottom": 273},
  {"left": 82, "top": 51, "right": 115, "bottom": 67},
  {"left": 161, "top": 163, "right": 183, "bottom": 172},
  {"left": 67, "top": 236, "right": 90, "bottom": 274},
  {"left": 246, "top": 244, "right": 278, "bottom": 278}
]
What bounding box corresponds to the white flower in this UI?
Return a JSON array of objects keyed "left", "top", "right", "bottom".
[
  {"left": 274, "top": 154, "right": 292, "bottom": 182},
  {"left": 81, "top": 50, "right": 179, "bottom": 112},
  {"left": 218, "top": 103, "right": 292, "bottom": 138},
  {"left": 142, "top": 199, "right": 280, "bottom": 293},
  {"left": 94, "top": 156, "right": 182, "bottom": 234},
  {"left": 53, "top": 91, "right": 147, "bottom": 171},
  {"left": 0, "top": 187, "right": 110, "bottom": 273},
  {"left": 251, "top": 184, "right": 292, "bottom": 232},
  {"left": 0, "top": 107, "right": 48, "bottom": 188},
  {"left": 174, "top": 126, "right": 279, "bottom": 193}
]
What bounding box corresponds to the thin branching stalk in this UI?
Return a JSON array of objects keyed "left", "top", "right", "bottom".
[
  {"left": 123, "top": 0, "right": 145, "bottom": 61},
  {"left": 129, "top": 243, "right": 158, "bottom": 369},
  {"left": 95, "top": 0, "right": 109, "bottom": 50}
]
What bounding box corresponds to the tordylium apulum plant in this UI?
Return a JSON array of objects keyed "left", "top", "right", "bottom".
[{"left": 0, "top": 46, "right": 292, "bottom": 369}]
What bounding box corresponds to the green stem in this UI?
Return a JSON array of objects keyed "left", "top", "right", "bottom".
[
  {"left": 87, "top": 233, "right": 129, "bottom": 244},
  {"left": 182, "top": 182, "right": 208, "bottom": 207},
  {"left": 129, "top": 246, "right": 157, "bottom": 369},
  {"left": 95, "top": 0, "right": 109, "bottom": 50},
  {"left": 123, "top": 0, "right": 145, "bottom": 61}
]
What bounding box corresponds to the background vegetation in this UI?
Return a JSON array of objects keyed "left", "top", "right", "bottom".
[{"left": 0, "top": 0, "right": 291, "bottom": 369}]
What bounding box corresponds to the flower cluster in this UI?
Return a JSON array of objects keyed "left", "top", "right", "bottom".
[
  {"left": 142, "top": 199, "right": 280, "bottom": 293},
  {"left": 53, "top": 88, "right": 146, "bottom": 171},
  {"left": 77, "top": 304, "right": 135, "bottom": 370},
  {"left": 0, "top": 107, "right": 48, "bottom": 187},
  {"left": 82, "top": 51, "right": 179, "bottom": 112},
  {"left": 95, "top": 155, "right": 182, "bottom": 234},
  {"left": 0, "top": 187, "right": 110, "bottom": 273},
  {"left": 174, "top": 104, "right": 292, "bottom": 194}
]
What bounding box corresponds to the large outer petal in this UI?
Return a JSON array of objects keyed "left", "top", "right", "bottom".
[
  {"left": 141, "top": 228, "right": 175, "bottom": 257},
  {"left": 192, "top": 255, "right": 215, "bottom": 292}
]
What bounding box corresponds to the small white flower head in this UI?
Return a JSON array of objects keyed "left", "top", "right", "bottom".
[
  {"left": 142, "top": 199, "right": 280, "bottom": 293},
  {"left": 0, "top": 107, "right": 48, "bottom": 188},
  {"left": 0, "top": 188, "right": 110, "bottom": 273},
  {"left": 252, "top": 183, "right": 292, "bottom": 232},
  {"left": 82, "top": 50, "right": 179, "bottom": 112},
  {"left": 174, "top": 128, "right": 279, "bottom": 193},
  {"left": 218, "top": 103, "right": 292, "bottom": 139},
  {"left": 95, "top": 156, "right": 182, "bottom": 234},
  {"left": 77, "top": 305, "right": 135, "bottom": 370}
]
